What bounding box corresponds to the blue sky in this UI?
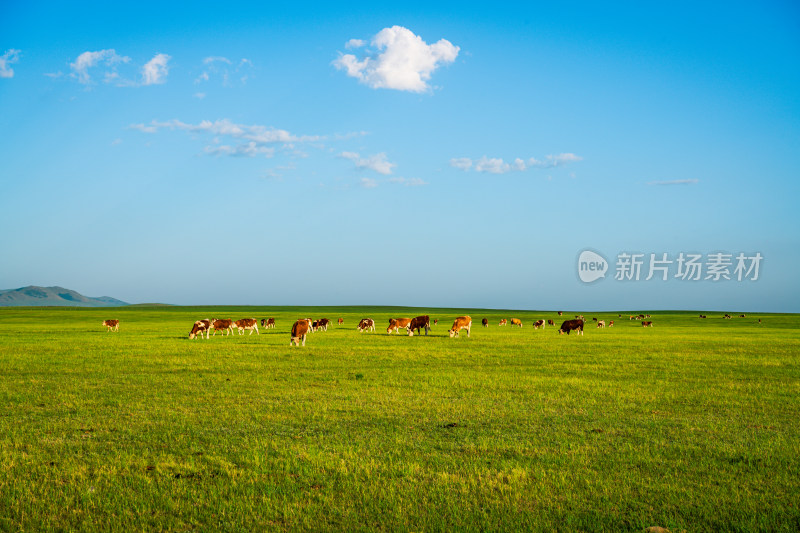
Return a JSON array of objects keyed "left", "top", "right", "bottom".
[{"left": 1, "top": 1, "right": 798, "bottom": 311}]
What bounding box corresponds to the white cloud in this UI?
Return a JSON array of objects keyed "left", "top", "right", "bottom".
[
  {"left": 131, "top": 118, "right": 319, "bottom": 143},
  {"left": 360, "top": 177, "right": 378, "bottom": 188},
  {"left": 196, "top": 56, "right": 252, "bottom": 86},
  {"left": 194, "top": 92, "right": 206, "bottom": 99},
  {"left": 70, "top": 49, "right": 130, "bottom": 84},
  {"left": 203, "top": 56, "right": 232, "bottom": 65},
  {"left": 130, "top": 118, "right": 328, "bottom": 158},
  {"left": 452, "top": 153, "right": 583, "bottom": 174},
  {"left": 333, "top": 26, "right": 459, "bottom": 93},
  {"left": 0, "top": 49, "right": 21, "bottom": 78},
  {"left": 204, "top": 142, "right": 275, "bottom": 158},
  {"left": 528, "top": 153, "right": 583, "bottom": 168},
  {"left": 474, "top": 157, "right": 511, "bottom": 174},
  {"left": 345, "top": 39, "right": 366, "bottom": 49},
  {"left": 142, "top": 53, "right": 170, "bottom": 85},
  {"left": 449, "top": 157, "right": 472, "bottom": 171},
  {"left": 340, "top": 151, "right": 396, "bottom": 175},
  {"left": 648, "top": 179, "right": 699, "bottom": 186}
]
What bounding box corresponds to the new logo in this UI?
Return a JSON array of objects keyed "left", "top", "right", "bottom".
[{"left": 578, "top": 249, "right": 608, "bottom": 283}]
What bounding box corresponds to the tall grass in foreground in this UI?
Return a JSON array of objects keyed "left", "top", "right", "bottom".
[{"left": 0, "top": 307, "right": 798, "bottom": 531}]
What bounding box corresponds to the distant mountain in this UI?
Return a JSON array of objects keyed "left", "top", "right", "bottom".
[{"left": 0, "top": 286, "right": 129, "bottom": 307}]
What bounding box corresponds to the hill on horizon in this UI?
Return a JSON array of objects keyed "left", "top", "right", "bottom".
[{"left": 0, "top": 286, "right": 129, "bottom": 307}]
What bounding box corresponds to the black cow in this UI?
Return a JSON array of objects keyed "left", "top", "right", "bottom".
[
  {"left": 481, "top": 318, "right": 489, "bottom": 327},
  {"left": 558, "top": 319, "right": 584, "bottom": 336}
]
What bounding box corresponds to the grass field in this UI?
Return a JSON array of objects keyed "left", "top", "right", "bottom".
[{"left": 1, "top": 306, "right": 798, "bottom": 532}]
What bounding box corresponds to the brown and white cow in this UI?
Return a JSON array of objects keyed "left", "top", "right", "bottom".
[
  {"left": 338, "top": 318, "right": 344, "bottom": 325},
  {"left": 261, "top": 318, "right": 276, "bottom": 329},
  {"left": 510, "top": 318, "right": 522, "bottom": 327},
  {"left": 235, "top": 318, "right": 259, "bottom": 335},
  {"left": 449, "top": 316, "right": 472, "bottom": 338},
  {"left": 317, "top": 318, "right": 330, "bottom": 331},
  {"left": 559, "top": 319, "right": 584, "bottom": 335},
  {"left": 387, "top": 318, "right": 412, "bottom": 334},
  {"left": 189, "top": 319, "right": 211, "bottom": 340},
  {"left": 724, "top": 314, "right": 732, "bottom": 319},
  {"left": 408, "top": 315, "right": 431, "bottom": 336},
  {"left": 642, "top": 321, "right": 653, "bottom": 327},
  {"left": 433, "top": 319, "right": 439, "bottom": 326},
  {"left": 499, "top": 319, "right": 507, "bottom": 326},
  {"left": 102, "top": 319, "right": 119, "bottom": 332},
  {"left": 357, "top": 318, "right": 375, "bottom": 332},
  {"left": 533, "top": 319, "right": 545, "bottom": 329},
  {"left": 557, "top": 311, "right": 563, "bottom": 316},
  {"left": 482, "top": 318, "right": 489, "bottom": 328},
  {"left": 290, "top": 319, "right": 311, "bottom": 346},
  {"left": 597, "top": 320, "right": 605, "bottom": 328},
  {"left": 212, "top": 319, "right": 234, "bottom": 336},
  {"left": 608, "top": 320, "right": 614, "bottom": 327},
  {"left": 547, "top": 319, "right": 555, "bottom": 326},
  {"left": 739, "top": 314, "right": 746, "bottom": 318}
]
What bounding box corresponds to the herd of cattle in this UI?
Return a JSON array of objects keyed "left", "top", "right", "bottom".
[{"left": 99, "top": 312, "right": 759, "bottom": 344}]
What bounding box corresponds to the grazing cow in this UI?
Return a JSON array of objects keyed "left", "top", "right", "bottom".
[
  {"left": 189, "top": 319, "right": 211, "bottom": 340},
  {"left": 645, "top": 314, "right": 651, "bottom": 318},
  {"left": 739, "top": 314, "right": 746, "bottom": 318},
  {"left": 699, "top": 315, "right": 707, "bottom": 319},
  {"left": 559, "top": 319, "right": 584, "bottom": 335},
  {"left": 533, "top": 319, "right": 545, "bottom": 329},
  {"left": 482, "top": 318, "right": 489, "bottom": 328},
  {"left": 102, "top": 319, "right": 119, "bottom": 332},
  {"left": 433, "top": 319, "right": 439, "bottom": 326},
  {"left": 547, "top": 319, "right": 555, "bottom": 326},
  {"left": 510, "top": 318, "right": 522, "bottom": 327},
  {"left": 290, "top": 319, "right": 311, "bottom": 347},
  {"left": 317, "top": 318, "right": 330, "bottom": 332},
  {"left": 499, "top": 319, "right": 508, "bottom": 326},
  {"left": 212, "top": 319, "right": 234, "bottom": 336},
  {"left": 408, "top": 315, "right": 431, "bottom": 336},
  {"left": 357, "top": 318, "right": 375, "bottom": 332},
  {"left": 636, "top": 314, "right": 646, "bottom": 320},
  {"left": 235, "top": 318, "right": 259, "bottom": 335},
  {"left": 629, "top": 315, "right": 635, "bottom": 320},
  {"left": 642, "top": 321, "right": 653, "bottom": 327},
  {"left": 338, "top": 318, "right": 344, "bottom": 325},
  {"left": 449, "top": 316, "right": 472, "bottom": 338},
  {"left": 724, "top": 314, "right": 732, "bottom": 319},
  {"left": 558, "top": 311, "right": 563, "bottom": 316},
  {"left": 608, "top": 320, "right": 614, "bottom": 327},
  {"left": 597, "top": 320, "right": 606, "bottom": 328},
  {"left": 592, "top": 317, "right": 598, "bottom": 322},
  {"left": 260, "top": 318, "right": 276, "bottom": 329},
  {"left": 387, "top": 318, "right": 413, "bottom": 334}
]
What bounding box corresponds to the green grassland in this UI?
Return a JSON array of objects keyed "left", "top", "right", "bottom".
[{"left": 1, "top": 307, "right": 798, "bottom": 532}]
